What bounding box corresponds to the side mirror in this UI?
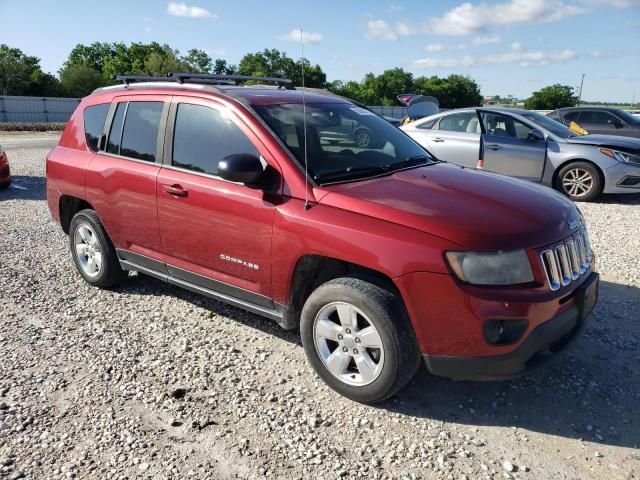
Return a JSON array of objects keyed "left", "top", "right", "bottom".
[
  {"left": 527, "top": 128, "right": 545, "bottom": 142},
  {"left": 218, "top": 153, "right": 264, "bottom": 185}
]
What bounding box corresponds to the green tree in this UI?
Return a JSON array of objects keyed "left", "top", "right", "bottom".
[
  {"left": 238, "top": 49, "right": 325, "bottom": 87},
  {"left": 60, "top": 64, "right": 106, "bottom": 97},
  {"left": 0, "top": 44, "right": 42, "bottom": 95},
  {"left": 524, "top": 84, "right": 577, "bottom": 110},
  {"left": 183, "top": 49, "right": 212, "bottom": 73},
  {"left": 374, "top": 68, "right": 414, "bottom": 105},
  {"left": 213, "top": 59, "right": 236, "bottom": 75},
  {"left": 413, "top": 74, "right": 482, "bottom": 108}
]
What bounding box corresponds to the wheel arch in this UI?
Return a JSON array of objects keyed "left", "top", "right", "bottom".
[
  {"left": 552, "top": 158, "right": 605, "bottom": 191},
  {"left": 282, "top": 254, "right": 404, "bottom": 331},
  {"left": 59, "top": 195, "right": 95, "bottom": 234}
]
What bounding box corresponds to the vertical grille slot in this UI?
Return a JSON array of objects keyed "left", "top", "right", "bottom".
[
  {"left": 540, "top": 228, "right": 593, "bottom": 291},
  {"left": 541, "top": 250, "right": 560, "bottom": 291},
  {"left": 555, "top": 245, "right": 571, "bottom": 286},
  {"left": 566, "top": 239, "right": 580, "bottom": 280}
]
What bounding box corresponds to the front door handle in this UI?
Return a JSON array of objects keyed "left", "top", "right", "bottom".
[
  {"left": 162, "top": 184, "right": 188, "bottom": 197},
  {"left": 432, "top": 137, "right": 445, "bottom": 143},
  {"left": 487, "top": 144, "right": 502, "bottom": 150}
]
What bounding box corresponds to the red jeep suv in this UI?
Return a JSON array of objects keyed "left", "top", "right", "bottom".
[{"left": 46, "top": 73, "right": 599, "bottom": 403}]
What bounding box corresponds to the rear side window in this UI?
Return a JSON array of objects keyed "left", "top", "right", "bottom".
[
  {"left": 106, "top": 101, "right": 164, "bottom": 162},
  {"left": 172, "top": 103, "right": 259, "bottom": 176},
  {"left": 438, "top": 112, "right": 477, "bottom": 133},
  {"left": 83, "top": 104, "right": 109, "bottom": 152},
  {"left": 563, "top": 111, "right": 581, "bottom": 123}
]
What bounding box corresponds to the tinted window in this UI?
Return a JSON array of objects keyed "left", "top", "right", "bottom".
[
  {"left": 563, "top": 111, "right": 581, "bottom": 122},
  {"left": 438, "top": 112, "right": 478, "bottom": 133},
  {"left": 106, "top": 103, "right": 126, "bottom": 155},
  {"left": 84, "top": 104, "right": 109, "bottom": 152},
  {"left": 172, "top": 103, "right": 259, "bottom": 175},
  {"left": 120, "top": 102, "right": 163, "bottom": 162},
  {"left": 579, "top": 110, "right": 616, "bottom": 124},
  {"left": 255, "top": 103, "right": 433, "bottom": 184},
  {"left": 521, "top": 111, "right": 575, "bottom": 138}
]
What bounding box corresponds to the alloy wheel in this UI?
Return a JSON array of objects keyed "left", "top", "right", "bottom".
[
  {"left": 74, "top": 223, "right": 102, "bottom": 278},
  {"left": 313, "top": 302, "right": 385, "bottom": 386},
  {"left": 562, "top": 168, "right": 594, "bottom": 198}
]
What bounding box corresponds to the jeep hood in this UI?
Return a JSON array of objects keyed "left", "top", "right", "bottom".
[
  {"left": 565, "top": 134, "right": 640, "bottom": 152},
  {"left": 318, "top": 163, "right": 581, "bottom": 251}
]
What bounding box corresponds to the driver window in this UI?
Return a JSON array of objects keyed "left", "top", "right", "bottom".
[{"left": 481, "top": 112, "right": 531, "bottom": 140}]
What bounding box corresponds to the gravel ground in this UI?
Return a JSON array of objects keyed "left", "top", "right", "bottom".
[{"left": 1, "top": 136, "right": 639, "bottom": 480}]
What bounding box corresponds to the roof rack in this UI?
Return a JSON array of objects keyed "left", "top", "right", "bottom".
[{"left": 115, "top": 73, "right": 294, "bottom": 89}]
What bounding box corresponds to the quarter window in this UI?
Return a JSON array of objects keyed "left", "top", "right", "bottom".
[
  {"left": 172, "top": 103, "right": 259, "bottom": 176},
  {"left": 106, "top": 101, "right": 164, "bottom": 162},
  {"left": 563, "top": 111, "right": 581, "bottom": 123},
  {"left": 83, "top": 104, "right": 109, "bottom": 152}
]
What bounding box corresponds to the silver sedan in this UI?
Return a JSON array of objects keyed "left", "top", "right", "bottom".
[{"left": 401, "top": 107, "right": 640, "bottom": 201}]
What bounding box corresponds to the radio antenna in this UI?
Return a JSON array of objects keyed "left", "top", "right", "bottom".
[{"left": 300, "top": 28, "right": 311, "bottom": 211}]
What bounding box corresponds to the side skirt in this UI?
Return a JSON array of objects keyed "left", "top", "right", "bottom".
[{"left": 117, "top": 249, "right": 286, "bottom": 324}]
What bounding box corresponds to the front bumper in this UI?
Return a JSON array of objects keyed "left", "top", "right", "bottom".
[
  {"left": 423, "top": 272, "right": 599, "bottom": 381},
  {"left": 603, "top": 160, "right": 640, "bottom": 193}
]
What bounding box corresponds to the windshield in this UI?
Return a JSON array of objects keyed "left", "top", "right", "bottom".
[
  {"left": 614, "top": 109, "right": 640, "bottom": 125},
  {"left": 254, "top": 102, "right": 435, "bottom": 184},
  {"left": 520, "top": 111, "right": 576, "bottom": 138}
]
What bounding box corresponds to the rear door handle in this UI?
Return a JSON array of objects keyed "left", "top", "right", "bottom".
[
  {"left": 432, "top": 137, "right": 445, "bottom": 142},
  {"left": 162, "top": 184, "right": 188, "bottom": 197},
  {"left": 487, "top": 144, "right": 502, "bottom": 150}
]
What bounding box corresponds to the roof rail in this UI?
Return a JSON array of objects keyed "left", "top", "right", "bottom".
[{"left": 115, "top": 73, "right": 294, "bottom": 89}]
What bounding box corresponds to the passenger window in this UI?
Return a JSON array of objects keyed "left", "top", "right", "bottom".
[
  {"left": 579, "top": 111, "right": 617, "bottom": 124},
  {"left": 120, "top": 102, "right": 163, "bottom": 162},
  {"left": 83, "top": 104, "right": 109, "bottom": 152},
  {"left": 172, "top": 103, "right": 259, "bottom": 176},
  {"left": 438, "top": 112, "right": 477, "bottom": 133}
]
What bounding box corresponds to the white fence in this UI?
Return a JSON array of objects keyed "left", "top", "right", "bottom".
[{"left": 0, "top": 96, "right": 81, "bottom": 122}]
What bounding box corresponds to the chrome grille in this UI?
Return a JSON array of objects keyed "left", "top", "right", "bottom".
[{"left": 540, "top": 229, "right": 592, "bottom": 291}]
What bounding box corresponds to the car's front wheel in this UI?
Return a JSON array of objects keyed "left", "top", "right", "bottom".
[
  {"left": 300, "top": 277, "right": 421, "bottom": 404},
  {"left": 557, "top": 161, "right": 603, "bottom": 202},
  {"left": 69, "top": 209, "right": 126, "bottom": 288}
]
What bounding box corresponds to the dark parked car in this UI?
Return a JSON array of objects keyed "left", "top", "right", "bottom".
[
  {"left": 46, "top": 73, "right": 597, "bottom": 403},
  {"left": 548, "top": 107, "right": 640, "bottom": 138}
]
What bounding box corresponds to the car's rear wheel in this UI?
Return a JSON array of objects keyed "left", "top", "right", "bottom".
[
  {"left": 69, "top": 209, "right": 126, "bottom": 288},
  {"left": 354, "top": 128, "right": 372, "bottom": 148},
  {"left": 557, "top": 161, "right": 603, "bottom": 202},
  {"left": 300, "top": 277, "right": 421, "bottom": 404}
]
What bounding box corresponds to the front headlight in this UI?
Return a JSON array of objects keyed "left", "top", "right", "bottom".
[
  {"left": 446, "top": 250, "right": 534, "bottom": 286},
  {"left": 600, "top": 148, "right": 640, "bottom": 164}
]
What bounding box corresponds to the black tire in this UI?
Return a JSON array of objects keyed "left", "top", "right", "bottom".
[
  {"left": 556, "top": 161, "right": 603, "bottom": 202},
  {"left": 69, "top": 209, "right": 126, "bottom": 288},
  {"left": 300, "top": 277, "right": 421, "bottom": 404}
]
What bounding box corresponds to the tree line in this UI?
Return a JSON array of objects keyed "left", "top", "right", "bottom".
[{"left": 0, "top": 42, "right": 579, "bottom": 109}]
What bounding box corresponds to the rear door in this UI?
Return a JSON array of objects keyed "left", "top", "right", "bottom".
[
  {"left": 156, "top": 96, "right": 279, "bottom": 302},
  {"left": 85, "top": 95, "right": 168, "bottom": 264},
  {"left": 479, "top": 111, "right": 546, "bottom": 182},
  {"left": 421, "top": 111, "right": 480, "bottom": 166}
]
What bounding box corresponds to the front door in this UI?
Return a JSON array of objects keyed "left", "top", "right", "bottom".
[
  {"left": 479, "top": 111, "right": 547, "bottom": 182},
  {"left": 156, "top": 97, "right": 278, "bottom": 303}
]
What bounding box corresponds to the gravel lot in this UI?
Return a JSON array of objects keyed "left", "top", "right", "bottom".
[{"left": 1, "top": 135, "right": 639, "bottom": 480}]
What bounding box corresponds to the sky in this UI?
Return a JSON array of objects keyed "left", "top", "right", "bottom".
[{"left": 1, "top": 0, "right": 639, "bottom": 102}]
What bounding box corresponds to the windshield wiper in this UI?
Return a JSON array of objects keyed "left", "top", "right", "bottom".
[{"left": 385, "top": 154, "right": 431, "bottom": 170}]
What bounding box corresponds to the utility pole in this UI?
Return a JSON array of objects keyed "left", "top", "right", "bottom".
[{"left": 577, "top": 73, "right": 585, "bottom": 105}]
